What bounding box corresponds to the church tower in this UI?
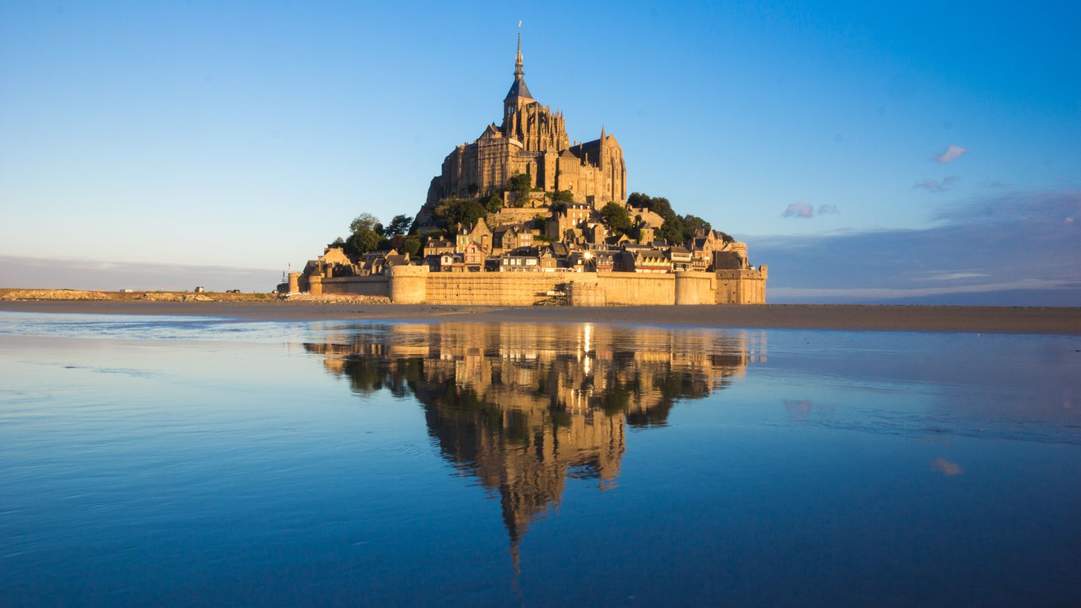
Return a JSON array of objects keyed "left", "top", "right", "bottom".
[
  {"left": 502, "top": 32, "right": 533, "bottom": 122},
  {"left": 500, "top": 34, "right": 567, "bottom": 154},
  {"left": 420, "top": 32, "right": 625, "bottom": 214}
]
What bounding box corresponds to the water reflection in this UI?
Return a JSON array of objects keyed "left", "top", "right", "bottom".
[{"left": 304, "top": 323, "right": 764, "bottom": 557}]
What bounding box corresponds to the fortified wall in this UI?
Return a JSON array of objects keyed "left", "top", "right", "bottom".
[{"left": 294, "top": 266, "right": 767, "bottom": 306}]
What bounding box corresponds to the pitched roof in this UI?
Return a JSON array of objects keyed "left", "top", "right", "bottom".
[
  {"left": 505, "top": 76, "right": 533, "bottom": 101},
  {"left": 505, "top": 32, "right": 533, "bottom": 101}
]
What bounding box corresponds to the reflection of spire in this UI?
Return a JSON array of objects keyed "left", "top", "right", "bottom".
[{"left": 510, "top": 539, "right": 521, "bottom": 577}]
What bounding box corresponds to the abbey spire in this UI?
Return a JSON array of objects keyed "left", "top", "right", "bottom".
[
  {"left": 505, "top": 32, "right": 533, "bottom": 102},
  {"left": 514, "top": 32, "right": 524, "bottom": 79}
]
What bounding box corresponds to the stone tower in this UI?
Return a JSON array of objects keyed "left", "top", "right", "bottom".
[{"left": 417, "top": 34, "right": 627, "bottom": 226}]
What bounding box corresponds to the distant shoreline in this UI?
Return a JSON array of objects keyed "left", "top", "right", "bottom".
[{"left": 2, "top": 298, "right": 1080, "bottom": 335}]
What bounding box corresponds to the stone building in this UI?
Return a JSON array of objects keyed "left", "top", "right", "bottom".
[
  {"left": 492, "top": 224, "right": 533, "bottom": 253},
  {"left": 293, "top": 33, "right": 769, "bottom": 305},
  {"left": 419, "top": 34, "right": 627, "bottom": 222}
]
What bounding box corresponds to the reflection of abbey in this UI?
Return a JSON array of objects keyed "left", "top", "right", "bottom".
[
  {"left": 303, "top": 323, "right": 766, "bottom": 562},
  {"left": 293, "top": 35, "right": 767, "bottom": 306}
]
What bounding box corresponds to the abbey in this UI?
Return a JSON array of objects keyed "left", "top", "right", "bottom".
[
  {"left": 423, "top": 35, "right": 626, "bottom": 211},
  {"left": 292, "top": 34, "right": 768, "bottom": 306}
]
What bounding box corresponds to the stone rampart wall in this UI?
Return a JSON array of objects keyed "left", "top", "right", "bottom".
[
  {"left": 322, "top": 276, "right": 390, "bottom": 297},
  {"left": 425, "top": 272, "right": 571, "bottom": 306},
  {"left": 595, "top": 272, "right": 675, "bottom": 305},
  {"left": 318, "top": 268, "right": 766, "bottom": 305},
  {"left": 716, "top": 268, "right": 767, "bottom": 304},
  {"left": 674, "top": 272, "right": 717, "bottom": 305}
]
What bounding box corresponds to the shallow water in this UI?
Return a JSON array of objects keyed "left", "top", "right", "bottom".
[{"left": 1, "top": 312, "right": 1079, "bottom": 606}]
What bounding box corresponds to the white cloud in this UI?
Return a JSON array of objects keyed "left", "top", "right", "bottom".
[
  {"left": 935, "top": 144, "right": 967, "bottom": 164},
  {"left": 769, "top": 278, "right": 1075, "bottom": 300},
  {"left": 922, "top": 271, "right": 991, "bottom": 282},
  {"left": 914, "top": 176, "right": 959, "bottom": 193},
  {"left": 781, "top": 202, "right": 815, "bottom": 219}
]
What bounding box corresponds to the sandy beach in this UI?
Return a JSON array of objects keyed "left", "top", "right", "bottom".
[{"left": 2, "top": 299, "right": 1080, "bottom": 334}]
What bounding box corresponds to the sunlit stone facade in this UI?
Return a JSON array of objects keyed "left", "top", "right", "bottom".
[{"left": 422, "top": 35, "right": 627, "bottom": 213}]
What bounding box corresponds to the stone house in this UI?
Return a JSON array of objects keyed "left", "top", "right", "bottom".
[
  {"left": 629, "top": 206, "right": 665, "bottom": 230},
  {"left": 545, "top": 203, "right": 593, "bottom": 241},
  {"left": 590, "top": 250, "right": 617, "bottom": 272},
  {"left": 585, "top": 222, "right": 607, "bottom": 245},
  {"left": 500, "top": 252, "right": 541, "bottom": 271},
  {"left": 712, "top": 240, "right": 750, "bottom": 270},
  {"left": 492, "top": 224, "right": 533, "bottom": 253},
  {"left": 667, "top": 246, "right": 693, "bottom": 271},
  {"left": 461, "top": 241, "right": 485, "bottom": 270},
  {"left": 456, "top": 219, "right": 492, "bottom": 255},
  {"left": 424, "top": 237, "right": 455, "bottom": 258},
  {"left": 617, "top": 249, "right": 672, "bottom": 273},
  {"left": 362, "top": 250, "right": 410, "bottom": 275}
]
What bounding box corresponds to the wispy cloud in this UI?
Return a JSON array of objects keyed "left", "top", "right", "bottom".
[
  {"left": 922, "top": 271, "right": 990, "bottom": 282},
  {"left": 935, "top": 144, "right": 967, "bottom": 164},
  {"left": 782, "top": 203, "right": 839, "bottom": 219},
  {"left": 914, "top": 176, "right": 959, "bottom": 193},
  {"left": 750, "top": 190, "right": 1081, "bottom": 304},
  {"left": 781, "top": 202, "right": 815, "bottom": 218},
  {"left": 769, "top": 278, "right": 1075, "bottom": 300}
]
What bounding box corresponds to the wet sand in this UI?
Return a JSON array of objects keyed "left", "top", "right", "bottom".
[{"left": 2, "top": 300, "right": 1080, "bottom": 334}]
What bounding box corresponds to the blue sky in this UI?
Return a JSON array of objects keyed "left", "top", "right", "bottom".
[{"left": 1, "top": 1, "right": 1079, "bottom": 300}]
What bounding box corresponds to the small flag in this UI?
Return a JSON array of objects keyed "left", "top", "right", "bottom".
[{"left": 517, "top": 20, "right": 522, "bottom": 28}]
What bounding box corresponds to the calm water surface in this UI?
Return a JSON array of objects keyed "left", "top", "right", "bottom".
[{"left": 1, "top": 312, "right": 1079, "bottom": 606}]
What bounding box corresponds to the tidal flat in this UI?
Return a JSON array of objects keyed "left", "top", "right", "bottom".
[
  {"left": 3, "top": 299, "right": 1081, "bottom": 334},
  {"left": 1, "top": 312, "right": 1079, "bottom": 606}
]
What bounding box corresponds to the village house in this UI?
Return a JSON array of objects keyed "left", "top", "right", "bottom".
[
  {"left": 492, "top": 224, "right": 533, "bottom": 253},
  {"left": 617, "top": 248, "right": 673, "bottom": 273}
]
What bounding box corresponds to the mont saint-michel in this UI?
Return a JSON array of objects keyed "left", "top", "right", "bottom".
[{"left": 292, "top": 36, "right": 768, "bottom": 306}]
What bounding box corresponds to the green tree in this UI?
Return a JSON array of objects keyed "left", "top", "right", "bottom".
[
  {"left": 484, "top": 192, "right": 503, "bottom": 213},
  {"left": 508, "top": 173, "right": 532, "bottom": 206},
  {"left": 345, "top": 227, "right": 381, "bottom": 257},
  {"left": 682, "top": 214, "right": 711, "bottom": 237},
  {"left": 342, "top": 213, "right": 385, "bottom": 257},
  {"left": 627, "top": 193, "right": 717, "bottom": 244},
  {"left": 600, "top": 202, "right": 632, "bottom": 235},
  {"left": 552, "top": 190, "right": 574, "bottom": 203},
  {"left": 402, "top": 237, "right": 422, "bottom": 257},
  {"left": 350, "top": 213, "right": 383, "bottom": 236},
  {"left": 385, "top": 214, "right": 413, "bottom": 238},
  {"left": 627, "top": 192, "right": 675, "bottom": 222},
  {"left": 435, "top": 198, "right": 487, "bottom": 229},
  {"left": 657, "top": 218, "right": 685, "bottom": 244}
]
